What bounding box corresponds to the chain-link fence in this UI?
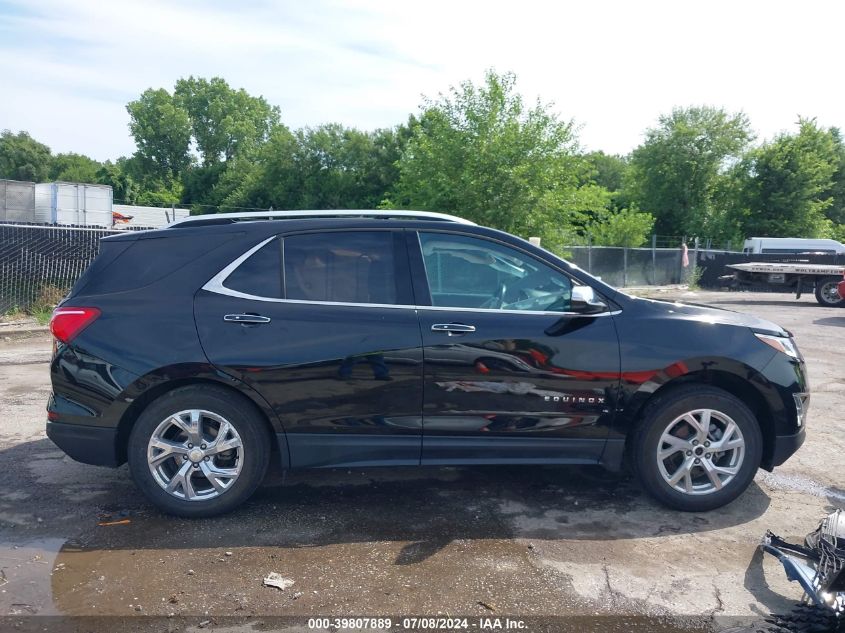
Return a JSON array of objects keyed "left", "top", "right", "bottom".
[
  {"left": 0, "top": 223, "right": 119, "bottom": 314},
  {"left": 560, "top": 245, "right": 688, "bottom": 287}
]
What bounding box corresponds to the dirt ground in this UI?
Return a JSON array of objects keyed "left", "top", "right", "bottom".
[{"left": 0, "top": 290, "right": 842, "bottom": 632}]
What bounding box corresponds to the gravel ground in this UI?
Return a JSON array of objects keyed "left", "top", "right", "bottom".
[{"left": 0, "top": 290, "right": 842, "bottom": 632}]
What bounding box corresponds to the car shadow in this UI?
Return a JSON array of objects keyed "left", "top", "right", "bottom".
[
  {"left": 2, "top": 437, "right": 771, "bottom": 563},
  {"left": 813, "top": 316, "right": 845, "bottom": 327}
]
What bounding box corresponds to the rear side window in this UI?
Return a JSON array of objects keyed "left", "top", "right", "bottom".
[
  {"left": 223, "top": 238, "right": 282, "bottom": 298},
  {"left": 283, "top": 232, "right": 399, "bottom": 305},
  {"left": 77, "top": 233, "right": 233, "bottom": 296}
]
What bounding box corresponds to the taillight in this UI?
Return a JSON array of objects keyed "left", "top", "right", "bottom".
[{"left": 49, "top": 307, "right": 101, "bottom": 344}]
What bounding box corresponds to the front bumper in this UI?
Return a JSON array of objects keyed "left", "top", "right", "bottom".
[
  {"left": 767, "top": 426, "right": 806, "bottom": 470},
  {"left": 46, "top": 421, "right": 121, "bottom": 467}
]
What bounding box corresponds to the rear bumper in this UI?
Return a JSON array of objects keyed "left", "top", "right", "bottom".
[
  {"left": 46, "top": 421, "right": 121, "bottom": 467},
  {"left": 766, "top": 427, "right": 806, "bottom": 470}
]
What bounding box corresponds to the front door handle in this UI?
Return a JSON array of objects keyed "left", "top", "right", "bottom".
[
  {"left": 223, "top": 314, "right": 272, "bottom": 324},
  {"left": 431, "top": 323, "right": 476, "bottom": 336}
]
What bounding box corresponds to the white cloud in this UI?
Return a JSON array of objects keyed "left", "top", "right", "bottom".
[{"left": 1, "top": 0, "right": 843, "bottom": 161}]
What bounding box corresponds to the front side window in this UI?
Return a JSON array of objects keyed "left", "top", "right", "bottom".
[
  {"left": 419, "top": 232, "right": 573, "bottom": 312},
  {"left": 283, "top": 231, "right": 399, "bottom": 305}
]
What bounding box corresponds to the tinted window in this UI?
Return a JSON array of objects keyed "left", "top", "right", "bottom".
[
  {"left": 224, "top": 238, "right": 282, "bottom": 298},
  {"left": 284, "top": 232, "right": 399, "bottom": 305},
  {"left": 419, "top": 232, "right": 572, "bottom": 312},
  {"left": 79, "top": 234, "right": 232, "bottom": 296}
]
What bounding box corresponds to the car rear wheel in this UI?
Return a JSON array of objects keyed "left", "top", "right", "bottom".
[
  {"left": 128, "top": 385, "right": 270, "bottom": 517},
  {"left": 815, "top": 276, "right": 845, "bottom": 307},
  {"left": 632, "top": 385, "right": 762, "bottom": 512}
]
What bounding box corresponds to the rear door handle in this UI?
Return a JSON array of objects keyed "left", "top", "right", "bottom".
[
  {"left": 223, "top": 314, "right": 272, "bottom": 324},
  {"left": 431, "top": 323, "right": 476, "bottom": 336}
]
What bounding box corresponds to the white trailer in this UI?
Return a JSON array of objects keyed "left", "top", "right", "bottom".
[
  {"left": 34, "top": 182, "right": 113, "bottom": 227},
  {"left": 112, "top": 204, "right": 190, "bottom": 229},
  {"left": 742, "top": 237, "right": 845, "bottom": 255},
  {"left": 726, "top": 262, "right": 845, "bottom": 307}
]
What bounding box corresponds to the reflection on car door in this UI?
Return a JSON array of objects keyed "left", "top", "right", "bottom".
[
  {"left": 409, "top": 230, "right": 620, "bottom": 465},
  {"left": 194, "top": 230, "right": 424, "bottom": 468}
]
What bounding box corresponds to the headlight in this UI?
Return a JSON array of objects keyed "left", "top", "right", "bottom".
[{"left": 755, "top": 333, "right": 801, "bottom": 360}]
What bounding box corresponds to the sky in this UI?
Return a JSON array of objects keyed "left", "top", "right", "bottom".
[{"left": 1, "top": 0, "right": 844, "bottom": 162}]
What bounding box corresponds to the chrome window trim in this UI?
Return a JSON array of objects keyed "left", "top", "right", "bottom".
[
  {"left": 203, "top": 236, "right": 278, "bottom": 300},
  {"left": 202, "top": 234, "right": 621, "bottom": 317},
  {"left": 202, "top": 284, "right": 618, "bottom": 317}
]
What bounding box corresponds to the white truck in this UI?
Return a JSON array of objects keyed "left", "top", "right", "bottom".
[
  {"left": 726, "top": 261, "right": 845, "bottom": 307},
  {"left": 742, "top": 237, "right": 845, "bottom": 255}
]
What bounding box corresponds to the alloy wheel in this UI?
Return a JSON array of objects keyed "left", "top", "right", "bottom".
[
  {"left": 147, "top": 409, "right": 244, "bottom": 501},
  {"left": 656, "top": 408, "right": 746, "bottom": 495}
]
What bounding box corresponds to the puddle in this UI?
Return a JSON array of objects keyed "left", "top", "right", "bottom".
[{"left": 0, "top": 538, "right": 64, "bottom": 615}]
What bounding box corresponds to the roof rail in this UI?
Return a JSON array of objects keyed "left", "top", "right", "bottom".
[{"left": 167, "top": 209, "right": 475, "bottom": 228}]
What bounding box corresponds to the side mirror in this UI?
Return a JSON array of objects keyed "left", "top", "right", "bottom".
[{"left": 570, "top": 285, "right": 608, "bottom": 315}]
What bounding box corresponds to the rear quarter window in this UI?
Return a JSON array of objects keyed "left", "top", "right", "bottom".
[
  {"left": 223, "top": 238, "right": 283, "bottom": 298},
  {"left": 76, "top": 233, "right": 234, "bottom": 296}
]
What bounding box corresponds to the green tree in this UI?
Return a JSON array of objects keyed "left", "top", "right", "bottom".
[
  {"left": 126, "top": 88, "right": 192, "bottom": 184},
  {"left": 0, "top": 130, "right": 52, "bottom": 181},
  {"left": 49, "top": 152, "right": 102, "bottom": 182},
  {"left": 588, "top": 206, "right": 655, "bottom": 247},
  {"left": 221, "top": 122, "right": 407, "bottom": 212},
  {"left": 626, "top": 106, "right": 753, "bottom": 237},
  {"left": 96, "top": 159, "right": 139, "bottom": 204},
  {"left": 823, "top": 128, "right": 845, "bottom": 226},
  {"left": 174, "top": 76, "right": 280, "bottom": 166},
  {"left": 584, "top": 151, "right": 628, "bottom": 193},
  {"left": 389, "top": 70, "right": 585, "bottom": 248},
  {"left": 734, "top": 118, "right": 838, "bottom": 238}
]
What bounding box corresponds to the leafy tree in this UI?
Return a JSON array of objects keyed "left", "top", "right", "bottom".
[
  {"left": 221, "top": 122, "right": 408, "bottom": 211},
  {"left": 126, "top": 88, "right": 192, "bottom": 184},
  {"left": 388, "top": 70, "right": 585, "bottom": 248},
  {"left": 96, "top": 160, "right": 139, "bottom": 204},
  {"left": 626, "top": 106, "right": 753, "bottom": 237},
  {"left": 589, "top": 206, "right": 655, "bottom": 247},
  {"left": 823, "top": 127, "right": 845, "bottom": 226},
  {"left": 0, "top": 130, "right": 52, "bottom": 182},
  {"left": 50, "top": 152, "right": 102, "bottom": 182},
  {"left": 734, "top": 118, "right": 838, "bottom": 238},
  {"left": 584, "top": 151, "right": 628, "bottom": 193},
  {"left": 174, "top": 76, "right": 280, "bottom": 166}
]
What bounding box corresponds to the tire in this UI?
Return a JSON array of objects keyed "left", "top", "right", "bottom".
[
  {"left": 631, "top": 384, "right": 762, "bottom": 512},
  {"left": 127, "top": 385, "right": 270, "bottom": 518},
  {"left": 814, "top": 276, "right": 845, "bottom": 307},
  {"left": 760, "top": 603, "right": 844, "bottom": 633}
]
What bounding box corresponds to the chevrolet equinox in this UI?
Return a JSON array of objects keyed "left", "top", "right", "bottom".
[{"left": 46, "top": 210, "right": 808, "bottom": 517}]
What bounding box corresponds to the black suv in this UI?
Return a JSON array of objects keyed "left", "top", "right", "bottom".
[{"left": 47, "top": 211, "right": 808, "bottom": 517}]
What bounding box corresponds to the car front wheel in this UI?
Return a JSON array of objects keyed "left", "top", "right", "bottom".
[
  {"left": 127, "top": 385, "right": 270, "bottom": 517},
  {"left": 632, "top": 385, "right": 762, "bottom": 512}
]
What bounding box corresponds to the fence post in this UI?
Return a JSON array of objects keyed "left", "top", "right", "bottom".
[
  {"left": 587, "top": 234, "right": 592, "bottom": 273},
  {"left": 651, "top": 234, "right": 657, "bottom": 285},
  {"left": 623, "top": 246, "right": 628, "bottom": 287},
  {"left": 692, "top": 237, "right": 700, "bottom": 284}
]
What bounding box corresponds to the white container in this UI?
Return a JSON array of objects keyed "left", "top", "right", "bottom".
[
  {"left": 0, "top": 179, "right": 36, "bottom": 222},
  {"left": 34, "top": 182, "right": 113, "bottom": 227}
]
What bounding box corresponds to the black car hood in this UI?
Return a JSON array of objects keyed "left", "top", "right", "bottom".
[{"left": 634, "top": 297, "right": 788, "bottom": 336}]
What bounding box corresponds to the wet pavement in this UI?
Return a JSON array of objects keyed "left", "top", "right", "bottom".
[{"left": 0, "top": 291, "right": 843, "bottom": 632}]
